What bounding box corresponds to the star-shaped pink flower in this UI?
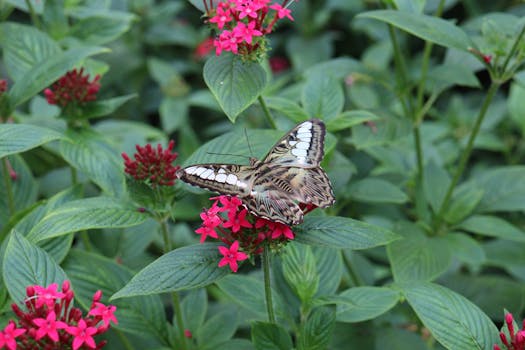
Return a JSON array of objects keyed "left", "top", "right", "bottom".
[
  {"left": 218, "top": 241, "right": 248, "bottom": 272},
  {"left": 66, "top": 319, "right": 98, "bottom": 350},
  {"left": 88, "top": 303, "right": 118, "bottom": 326},
  {"left": 0, "top": 321, "right": 26, "bottom": 350},
  {"left": 270, "top": 3, "right": 294, "bottom": 21},
  {"left": 33, "top": 311, "right": 68, "bottom": 342},
  {"left": 34, "top": 283, "right": 66, "bottom": 309},
  {"left": 223, "top": 208, "right": 252, "bottom": 232}
]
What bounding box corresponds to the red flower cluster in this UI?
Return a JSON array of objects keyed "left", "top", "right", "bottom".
[
  {"left": 1, "top": 281, "right": 117, "bottom": 350},
  {"left": 0, "top": 79, "right": 7, "bottom": 94},
  {"left": 495, "top": 313, "right": 525, "bottom": 350},
  {"left": 194, "top": 37, "right": 215, "bottom": 60},
  {"left": 204, "top": 0, "right": 295, "bottom": 58},
  {"left": 44, "top": 68, "right": 100, "bottom": 107},
  {"left": 122, "top": 140, "right": 180, "bottom": 187},
  {"left": 195, "top": 195, "right": 295, "bottom": 272}
]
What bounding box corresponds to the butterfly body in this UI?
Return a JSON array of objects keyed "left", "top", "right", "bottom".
[{"left": 177, "top": 119, "right": 335, "bottom": 225}]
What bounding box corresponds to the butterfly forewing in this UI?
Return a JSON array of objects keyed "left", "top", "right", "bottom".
[{"left": 178, "top": 119, "right": 335, "bottom": 226}]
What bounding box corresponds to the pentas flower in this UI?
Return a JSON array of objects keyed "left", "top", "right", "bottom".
[
  {"left": 0, "top": 79, "right": 7, "bottom": 95},
  {"left": 3, "top": 280, "right": 117, "bottom": 350},
  {"left": 122, "top": 140, "right": 180, "bottom": 188},
  {"left": 204, "top": 0, "right": 296, "bottom": 60},
  {"left": 194, "top": 195, "right": 296, "bottom": 272},
  {"left": 194, "top": 37, "right": 215, "bottom": 60},
  {"left": 495, "top": 312, "right": 525, "bottom": 350},
  {"left": 44, "top": 68, "right": 100, "bottom": 107}
]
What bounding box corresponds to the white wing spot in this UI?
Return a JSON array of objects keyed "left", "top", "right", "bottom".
[
  {"left": 237, "top": 180, "right": 248, "bottom": 188},
  {"left": 295, "top": 141, "right": 309, "bottom": 150},
  {"left": 292, "top": 148, "right": 307, "bottom": 157},
  {"left": 297, "top": 132, "right": 311, "bottom": 139},
  {"left": 185, "top": 166, "right": 198, "bottom": 175},
  {"left": 200, "top": 169, "right": 213, "bottom": 179},
  {"left": 218, "top": 168, "right": 226, "bottom": 174},
  {"left": 289, "top": 140, "right": 297, "bottom": 146},
  {"left": 195, "top": 167, "right": 207, "bottom": 176},
  {"left": 226, "top": 174, "right": 238, "bottom": 185},
  {"left": 215, "top": 173, "right": 227, "bottom": 182},
  {"left": 207, "top": 173, "right": 216, "bottom": 180}
]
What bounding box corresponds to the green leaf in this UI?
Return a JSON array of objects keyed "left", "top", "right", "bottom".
[
  {"left": 215, "top": 339, "right": 255, "bottom": 350},
  {"left": 8, "top": 46, "right": 108, "bottom": 108},
  {"left": 70, "top": 15, "right": 134, "bottom": 45},
  {"left": 484, "top": 240, "right": 525, "bottom": 281},
  {"left": 0, "top": 124, "right": 63, "bottom": 158},
  {"left": 3, "top": 231, "right": 67, "bottom": 304},
  {"left": 301, "top": 74, "right": 343, "bottom": 121},
  {"left": 325, "top": 110, "right": 381, "bottom": 132},
  {"left": 111, "top": 244, "right": 229, "bottom": 299},
  {"left": 348, "top": 178, "right": 408, "bottom": 204},
  {"left": 334, "top": 286, "right": 400, "bottom": 322},
  {"left": 423, "top": 161, "right": 451, "bottom": 213},
  {"left": 251, "top": 322, "right": 293, "bottom": 350},
  {"left": 468, "top": 166, "right": 525, "bottom": 212},
  {"left": 295, "top": 216, "right": 400, "bottom": 250},
  {"left": 81, "top": 94, "right": 137, "bottom": 119},
  {"left": 62, "top": 249, "right": 168, "bottom": 341},
  {"left": 203, "top": 53, "right": 267, "bottom": 122},
  {"left": 392, "top": 0, "right": 425, "bottom": 13},
  {"left": 357, "top": 10, "right": 473, "bottom": 51},
  {"left": 159, "top": 97, "right": 189, "bottom": 133},
  {"left": 427, "top": 63, "right": 480, "bottom": 93},
  {"left": 444, "top": 187, "right": 484, "bottom": 224},
  {"left": 388, "top": 222, "right": 451, "bottom": 282},
  {"left": 297, "top": 307, "right": 336, "bottom": 350},
  {"left": 27, "top": 197, "right": 148, "bottom": 242},
  {"left": 400, "top": 281, "right": 499, "bottom": 350},
  {"left": 508, "top": 82, "right": 525, "bottom": 135},
  {"left": 0, "top": 22, "right": 61, "bottom": 81},
  {"left": 304, "top": 57, "right": 363, "bottom": 80},
  {"left": 442, "top": 233, "right": 485, "bottom": 267},
  {"left": 264, "top": 96, "right": 309, "bottom": 123},
  {"left": 181, "top": 289, "right": 207, "bottom": 338},
  {"left": 456, "top": 215, "right": 525, "bottom": 242},
  {"left": 282, "top": 242, "right": 319, "bottom": 304},
  {"left": 375, "top": 327, "right": 429, "bottom": 350},
  {"left": 197, "top": 309, "right": 238, "bottom": 350},
  {"left": 313, "top": 246, "right": 343, "bottom": 297},
  {"left": 59, "top": 129, "right": 125, "bottom": 196}
]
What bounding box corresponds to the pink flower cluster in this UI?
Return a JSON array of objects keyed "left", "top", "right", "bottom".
[
  {"left": 44, "top": 68, "right": 100, "bottom": 107},
  {"left": 495, "top": 312, "right": 525, "bottom": 350},
  {"left": 122, "top": 140, "right": 180, "bottom": 188},
  {"left": 1, "top": 281, "right": 117, "bottom": 350},
  {"left": 204, "top": 0, "right": 295, "bottom": 57},
  {"left": 195, "top": 195, "right": 295, "bottom": 272}
]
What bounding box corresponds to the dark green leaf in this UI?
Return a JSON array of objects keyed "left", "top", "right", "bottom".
[
  {"left": 197, "top": 308, "right": 238, "bottom": 350},
  {"left": 444, "top": 187, "right": 484, "bottom": 224},
  {"left": 423, "top": 161, "right": 451, "bottom": 213},
  {"left": 333, "top": 286, "right": 400, "bottom": 322},
  {"left": 251, "top": 322, "right": 293, "bottom": 350},
  {"left": 325, "top": 110, "right": 380, "bottom": 132},
  {"left": 203, "top": 53, "right": 267, "bottom": 122},
  {"left": 111, "top": 244, "right": 229, "bottom": 299},
  {"left": 282, "top": 242, "right": 319, "bottom": 304},
  {"left": 349, "top": 178, "right": 408, "bottom": 204},
  {"left": 295, "top": 216, "right": 400, "bottom": 250},
  {"left": 400, "top": 281, "right": 499, "bottom": 350},
  {"left": 264, "top": 96, "right": 310, "bottom": 123},
  {"left": 81, "top": 94, "right": 137, "bottom": 119},
  {"left": 70, "top": 15, "right": 133, "bottom": 45},
  {"left": 297, "top": 307, "right": 336, "bottom": 350},
  {"left": 301, "top": 74, "right": 343, "bottom": 121},
  {"left": 457, "top": 215, "right": 525, "bottom": 242},
  {"left": 0, "top": 124, "right": 62, "bottom": 158}
]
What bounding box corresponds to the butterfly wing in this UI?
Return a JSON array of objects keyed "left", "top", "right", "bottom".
[
  {"left": 262, "top": 119, "right": 326, "bottom": 167},
  {"left": 176, "top": 164, "right": 254, "bottom": 196},
  {"left": 243, "top": 189, "right": 304, "bottom": 225},
  {"left": 288, "top": 166, "right": 335, "bottom": 208}
]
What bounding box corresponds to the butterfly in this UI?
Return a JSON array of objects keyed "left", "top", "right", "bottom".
[{"left": 176, "top": 119, "right": 335, "bottom": 226}]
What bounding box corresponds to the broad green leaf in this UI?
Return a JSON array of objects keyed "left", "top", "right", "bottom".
[
  {"left": 334, "top": 286, "right": 400, "bottom": 322},
  {"left": 375, "top": 327, "right": 429, "bottom": 350},
  {"left": 8, "top": 46, "right": 108, "bottom": 108},
  {"left": 457, "top": 215, "right": 525, "bottom": 242},
  {"left": 160, "top": 97, "right": 189, "bottom": 133},
  {"left": 442, "top": 233, "right": 485, "bottom": 267},
  {"left": 295, "top": 216, "right": 400, "bottom": 250},
  {"left": 27, "top": 197, "right": 148, "bottom": 242},
  {"left": 196, "top": 309, "right": 238, "bottom": 350},
  {"left": 0, "top": 124, "right": 63, "bottom": 158},
  {"left": 393, "top": 0, "right": 426, "bottom": 13},
  {"left": 181, "top": 289, "right": 208, "bottom": 337},
  {"left": 357, "top": 10, "right": 473, "bottom": 51},
  {"left": 112, "top": 244, "right": 228, "bottom": 299},
  {"left": 62, "top": 250, "right": 168, "bottom": 341},
  {"left": 286, "top": 34, "right": 334, "bottom": 73},
  {"left": 325, "top": 110, "right": 381, "bottom": 132},
  {"left": 70, "top": 15, "right": 134, "bottom": 45},
  {"left": 388, "top": 222, "right": 451, "bottom": 282},
  {"left": 463, "top": 166, "right": 525, "bottom": 212},
  {"left": 301, "top": 74, "right": 343, "bottom": 121},
  {"left": 349, "top": 178, "right": 408, "bottom": 204},
  {"left": 81, "top": 94, "right": 137, "bottom": 120},
  {"left": 350, "top": 116, "right": 412, "bottom": 149},
  {"left": 251, "top": 322, "right": 293, "bottom": 350},
  {"left": 304, "top": 57, "right": 363, "bottom": 80},
  {"left": 444, "top": 187, "right": 484, "bottom": 224},
  {"left": 282, "top": 242, "right": 319, "bottom": 304},
  {"left": 0, "top": 22, "right": 61, "bottom": 81},
  {"left": 423, "top": 161, "right": 451, "bottom": 213},
  {"left": 297, "top": 307, "right": 336, "bottom": 350},
  {"left": 42, "top": 0, "right": 68, "bottom": 39},
  {"left": 59, "top": 128, "right": 125, "bottom": 196},
  {"left": 427, "top": 63, "right": 480, "bottom": 93},
  {"left": 216, "top": 274, "right": 287, "bottom": 320},
  {"left": 215, "top": 339, "right": 255, "bottom": 350},
  {"left": 3, "top": 231, "right": 67, "bottom": 304},
  {"left": 313, "top": 246, "right": 343, "bottom": 297},
  {"left": 264, "top": 96, "right": 309, "bottom": 123},
  {"left": 400, "top": 281, "right": 499, "bottom": 350},
  {"left": 203, "top": 53, "right": 267, "bottom": 122},
  {"left": 483, "top": 240, "right": 525, "bottom": 281},
  {"left": 508, "top": 82, "right": 525, "bottom": 135}
]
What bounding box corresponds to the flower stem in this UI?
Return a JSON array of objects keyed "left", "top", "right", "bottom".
[
  {"left": 24, "top": 0, "right": 42, "bottom": 29},
  {"left": 2, "top": 158, "right": 15, "bottom": 216},
  {"left": 262, "top": 245, "right": 276, "bottom": 323},
  {"left": 258, "top": 95, "right": 277, "bottom": 129},
  {"left": 433, "top": 82, "right": 500, "bottom": 231}
]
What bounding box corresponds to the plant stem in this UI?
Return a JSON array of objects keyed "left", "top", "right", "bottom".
[
  {"left": 263, "top": 245, "right": 276, "bottom": 323},
  {"left": 433, "top": 82, "right": 500, "bottom": 231},
  {"left": 2, "top": 158, "right": 15, "bottom": 216},
  {"left": 24, "top": 0, "right": 42, "bottom": 29},
  {"left": 500, "top": 23, "right": 525, "bottom": 78},
  {"left": 160, "top": 219, "right": 187, "bottom": 350},
  {"left": 387, "top": 25, "right": 413, "bottom": 116},
  {"left": 258, "top": 95, "right": 277, "bottom": 129}
]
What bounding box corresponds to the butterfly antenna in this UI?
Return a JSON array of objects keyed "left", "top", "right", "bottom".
[{"left": 244, "top": 128, "right": 254, "bottom": 158}]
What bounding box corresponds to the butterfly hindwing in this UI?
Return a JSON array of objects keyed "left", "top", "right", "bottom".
[
  {"left": 177, "top": 164, "right": 254, "bottom": 197},
  {"left": 262, "top": 119, "right": 326, "bottom": 167},
  {"left": 243, "top": 191, "right": 304, "bottom": 225}
]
